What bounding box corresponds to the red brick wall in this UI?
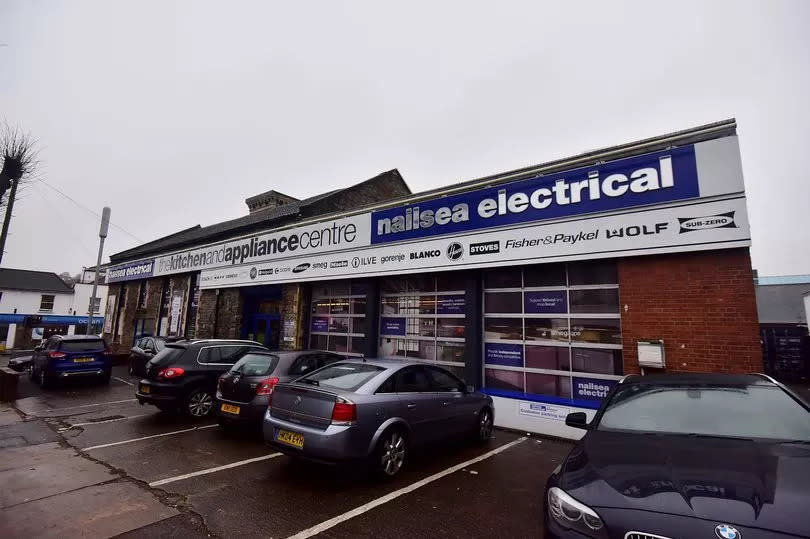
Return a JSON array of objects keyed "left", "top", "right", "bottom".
[{"left": 618, "top": 248, "right": 761, "bottom": 375}]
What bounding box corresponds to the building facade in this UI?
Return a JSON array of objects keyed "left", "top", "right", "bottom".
[
  {"left": 755, "top": 275, "right": 810, "bottom": 383},
  {"left": 0, "top": 268, "right": 107, "bottom": 349},
  {"left": 104, "top": 120, "right": 761, "bottom": 438}
]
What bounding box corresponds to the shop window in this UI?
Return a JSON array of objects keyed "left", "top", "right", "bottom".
[
  {"left": 309, "top": 280, "right": 366, "bottom": 357},
  {"left": 379, "top": 273, "right": 465, "bottom": 369},
  {"left": 482, "top": 261, "right": 622, "bottom": 406},
  {"left": 90, "top": 297, "right": 101, "bottom": 313},
  {"left": 39, "top": 294, "right": 55, "bottom": 312}
]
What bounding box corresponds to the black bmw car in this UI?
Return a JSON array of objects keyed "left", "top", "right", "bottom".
[{"left": 545, "top": 373, "right": 810, "bottom": 539}]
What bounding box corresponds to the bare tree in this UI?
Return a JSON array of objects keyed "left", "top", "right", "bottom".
[{"left": 0, "top": 122, "right": 39, "bottom": 263}]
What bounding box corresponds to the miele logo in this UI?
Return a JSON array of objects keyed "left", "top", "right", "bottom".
[
  {"left": 330, "top": 260, "right": 348, "bottom": 269},
  {"left": 410, "top": 249, "right": 440, "bottom": 260},
  {"left": 678, "top": 211, "right": 736, "bottom": 233},
  {"left": 292, "top": 263, "right": 311, "bottom": 273},
  {"left": 469, "top": 240, "right": 499, "bottom": 255}
]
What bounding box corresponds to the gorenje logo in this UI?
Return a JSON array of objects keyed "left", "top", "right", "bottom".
[
  {"left": 410, "top": 249, "right": 440, "bottom": 260},
  {"left": 678, "top": 211, "right": 736, "bottom": 233},
  {"left": 469, "top": 241, "right": 499, "bottom": 255},
  {"left": 446, "top": 242, "right": 463, "bottom": 261},
  {"left": 293, "top": 263, "right": 311, "bottom": 273}
]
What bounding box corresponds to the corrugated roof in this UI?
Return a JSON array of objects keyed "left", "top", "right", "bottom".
[{"left": 0, "top": 268, "right": 74, "bottom": 293}]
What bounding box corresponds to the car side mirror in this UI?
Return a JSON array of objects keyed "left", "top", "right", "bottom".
[
  {"left": 565, "top": 412, "right": 589, "bottom": 430},
  {"left": 34, "top": 345, "right": 43, "bottom": 352}
]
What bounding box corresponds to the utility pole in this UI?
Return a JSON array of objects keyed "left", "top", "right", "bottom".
[
  {"left": 87, "top": 207, "right": 110, "bottom": 334},
  {"left": 0, "top": 178, "right": 19, "bottom": 264}
]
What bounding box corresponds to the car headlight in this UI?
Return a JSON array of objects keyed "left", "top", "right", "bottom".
[{"left": 547, "top": 487, "right": 607, "bottom": 538}]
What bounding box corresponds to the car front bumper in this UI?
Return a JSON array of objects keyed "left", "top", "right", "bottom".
[{"left": 262, "top": 411, "right": 367, "bottom": 463}]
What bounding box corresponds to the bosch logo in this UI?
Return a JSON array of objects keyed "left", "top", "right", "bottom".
[{"left": 446, "top": 242, "right": 463, "bottom": 261}]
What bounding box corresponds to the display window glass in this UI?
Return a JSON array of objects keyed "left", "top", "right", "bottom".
[{"left": 309, "top": 280, "right": 366, "bottom": 357}]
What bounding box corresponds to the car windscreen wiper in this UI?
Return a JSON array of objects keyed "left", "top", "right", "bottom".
[
  {"left": 778, "top": 439, "right": 810, "bottom": 445},
  {"left": 686, "top": 433, "right": 756, "bottom": 442}
]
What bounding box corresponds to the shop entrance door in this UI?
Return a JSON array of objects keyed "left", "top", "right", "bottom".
[{"left": 249, "top": 314, "right": 281, "bottom": 350}]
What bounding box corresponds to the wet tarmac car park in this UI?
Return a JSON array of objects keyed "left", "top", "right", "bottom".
[{"left": 1, "top": 365, "right": 572, "bottom": 538}]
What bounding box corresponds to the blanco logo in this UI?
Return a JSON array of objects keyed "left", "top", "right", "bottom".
[{"left": 678, "top": 211, "right": 736, "bottom": 233}]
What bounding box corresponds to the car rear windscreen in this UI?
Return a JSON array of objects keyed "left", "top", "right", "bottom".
[
  {"left": 300, "top": 363, "right": 384, "bottom": 392},
  {"left": 598, "top": 383, "right": 810, "bottom": 441},
  {"left": 230, "top": 353, "right": 279, "bottom": 376},
  {"left": 149, "top": 346, "right": 186, "bottom": 366},
  {"left": 59, "top": 340, "right": 105, "bottom": 353}
]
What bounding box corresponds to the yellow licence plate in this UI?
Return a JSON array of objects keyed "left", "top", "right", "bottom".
[
  {"left": 220, "top": 403, "right": 240, "bottom": 415},
  {"left": 277, "top": 429, "right": 304, "bottom": 449},
  {"left": 140, "top": 385, "right": 151, "bottom": 394},
  {"left": 73, "top": 357, "right": 94, "bottom": 363}
]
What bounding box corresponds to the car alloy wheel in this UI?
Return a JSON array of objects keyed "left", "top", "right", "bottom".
[
  {"left": 479, "top": 409, "right": 493, "bottom": 441},
  {"left": 380, "top": 430, "right": 407, "bottom": 476},
  {"left": 187, "top": 390, "right": 214, "bottom": 417}
]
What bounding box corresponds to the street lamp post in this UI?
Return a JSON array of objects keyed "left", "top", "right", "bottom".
[{"left": 87, "top": 207, "right": 110, "bottom": 334}]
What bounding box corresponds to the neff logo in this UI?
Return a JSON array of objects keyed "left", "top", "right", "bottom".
[
  {"left": 410, "top": 250, "right": 440, "bottom": 260},
  {"left": 293, "top": 263, "right": 311, "bottom": 273},
  {"left": 469, "top": 241, "right": 499, "bottom": 255},
  {"left": 678, "top": 211, "right": 736, "bottom": 233},
  {"left": 446, "top": 242, "right": 463, "bottom": 261}
]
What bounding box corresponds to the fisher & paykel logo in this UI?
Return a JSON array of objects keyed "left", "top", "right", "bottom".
[
  {"left": 678, "top": 211, "right": 736, "bottom": 233},
  {"left": 293, "top": 263, "right": 311, "bottom": 273},
  {"left": 446, "top": 242, "right": 464, "bottom": 261},
  {"left": 469, "top": 240, "right": 499, "bottom": 255}
]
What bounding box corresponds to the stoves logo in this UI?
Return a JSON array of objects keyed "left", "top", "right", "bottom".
[
  {"left": 446, "top": 242, "right": 464, "bottom": 261},
  {"left": 330, "top": 260, "right": 348, "bottom": 269},
  {"left": 292, "top": 263, "right": 311, "bottom": 273},
  {"left": 678, "top": 211, "right": 736, "bottom": 233},
  {"left": 469, "top": 240, "right": 499, "bottom": 256},
  {"left": 249, "top": 267, "right": 257, "bottom": 280}
]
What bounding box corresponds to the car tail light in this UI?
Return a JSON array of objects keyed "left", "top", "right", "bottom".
[
  {"left": 256, "top": 377, "right": 279, "bottom": 396},
  {"left": 48, "top": 351, "right": 67, "bottom": 359},
  {"left": 217, "top": 375, "right": 225, "bottom": 391},
  {"left": 157, "top": 367, "right": 185, "bottom": 379},
  {"left": 331, "top": 397, "right": 357, "bottom": 424}
]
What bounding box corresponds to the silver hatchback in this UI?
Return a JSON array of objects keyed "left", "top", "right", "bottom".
[{"left": 262, "top": 358, "right": 494, "bottom": 477}]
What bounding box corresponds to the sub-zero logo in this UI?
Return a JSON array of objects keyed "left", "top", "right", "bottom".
[
  {"left": 678, "top": 211, "right": 736, "bottom": 233},
  {"left": 330, "top": 260, "right": 348, "bottom": 269},
  {"left": 249, "top": 267, "right": 257, "bottom": 280},
  {"left": 446, "top": 242, "right": 463, "bottom": 261},
  {"left": 410, "top": 249, "right": 440, "bottom": 260},
  {"left": 293, "top": 263, "right": 311, "bottom": 273},
  {"left": 469, "top": 241, "right": 499, "bottom": 255}
]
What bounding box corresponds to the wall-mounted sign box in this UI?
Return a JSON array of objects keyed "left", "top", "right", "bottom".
[{"left": 637, "top": 340, "right": 666, "bottom": 368}]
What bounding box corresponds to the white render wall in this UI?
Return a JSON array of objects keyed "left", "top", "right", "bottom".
[
  {"left": 491, "top": 396, "right": 596, "bottom": 440},
  {"left": 0, "top": 284, "right": 108, "bottom": 317}
]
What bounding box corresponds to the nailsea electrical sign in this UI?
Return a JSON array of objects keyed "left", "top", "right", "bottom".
[{"left": 372, "top": 145, "right": 699, "bottom": 244}]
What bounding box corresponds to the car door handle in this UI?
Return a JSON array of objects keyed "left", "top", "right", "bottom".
[
  {"left": 406, "top": 403, "right": 416, "bottom": 409},
  {"left": 441, "top": 401, "right": 449, "bottom": 406}
]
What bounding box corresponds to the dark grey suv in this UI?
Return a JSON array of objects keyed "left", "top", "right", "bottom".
[{"left": 136, "top": 339, "right": 267, "bottom": 417}]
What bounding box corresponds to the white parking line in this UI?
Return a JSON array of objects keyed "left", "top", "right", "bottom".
[
  {"left": 82, "top": 424, "right": 217, "bottom": 451},
  {"left": 286, "top": 437, "right": 528, "bottom": 539},
  {"left": 45, "top": 398, "right": 138, "bottom": 412},
  {"left": 113, "top": 376, "right": 134, "bottom": 386},
  {"left": 149, "top": 452, "right": 283, "bottom": 487},
  {"left": 71, "top": 414, "right": 148, "bottom": 427}
]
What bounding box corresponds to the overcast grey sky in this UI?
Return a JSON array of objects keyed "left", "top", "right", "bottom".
[{"left": 1, "top": 0, "right": 809, "bottom": 276}]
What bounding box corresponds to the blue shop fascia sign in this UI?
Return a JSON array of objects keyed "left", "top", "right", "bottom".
[
  {"left": 371, "top": 145, "right": 699, "bottom": 244},
  {"left": 0, "top": 314, "right": 104, "bottom": 325}
]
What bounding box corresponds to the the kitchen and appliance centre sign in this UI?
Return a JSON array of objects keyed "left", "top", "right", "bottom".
[{"left": 107, "top": 214, "right": 369, "bottom": 283}]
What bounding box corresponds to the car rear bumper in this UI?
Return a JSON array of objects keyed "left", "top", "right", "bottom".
[
  {"left": 45, "top": 367, "right": 109, "bottom": 378},
  {"left": 215, "top": 397, "right": 267, "bottom": 425},
  {"left": 135, "top": 380, "right": 182, "bottom": 405},
  {"left": 262, "top": 412, "right": 367, "bottom": 462}
]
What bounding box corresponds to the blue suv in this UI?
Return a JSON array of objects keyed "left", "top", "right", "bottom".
[{"left": 31, "top": 335, "right": 111, "bottom": 388}]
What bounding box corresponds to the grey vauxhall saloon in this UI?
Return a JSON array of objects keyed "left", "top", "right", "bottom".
[{"left": 263, "top": 359, "right": 494, "bottom": 477}]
